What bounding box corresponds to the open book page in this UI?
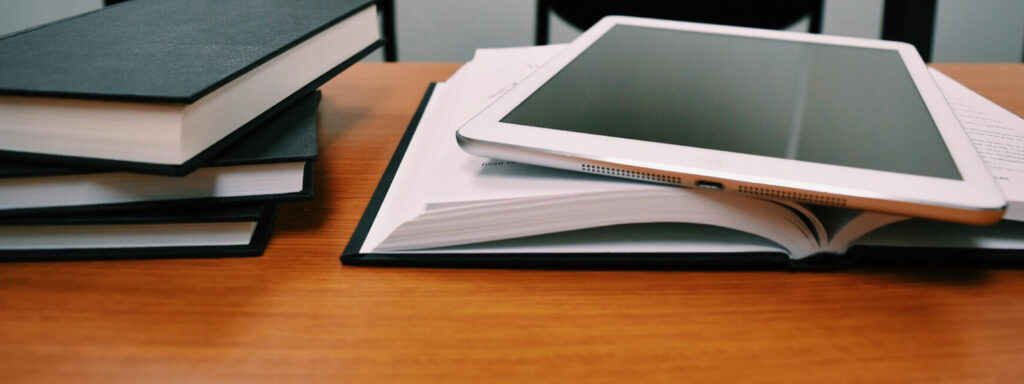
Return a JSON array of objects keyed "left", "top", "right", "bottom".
[
  {"left": 931, "top": 68, "right": 1024, "bottom": 221},
  {"left": 363, "top": 47, "right": 1021, "bottom": 258},
  {"left": 358, "top": 82, "right": 453, "bottom": 252},
  {"left": 361, "top": 48, "right": 577, "bottom": 253},
  {"left": 805, "top": 206, "right": 908, "bottom": 253},
  {"left": 376, "top": 188, "right": 820, "bottom": 257},
  {"left": 360, "top": 61, "right": 480, "bottom": 252},
  {"left": 411, "top": 45, "right": 827, "bottom": 244},
  {"left": 361, "top": 45, "right": 820, "bottom": 256},
  {"left": 421, "top": 44, "right": 668, "bottom": 208}
]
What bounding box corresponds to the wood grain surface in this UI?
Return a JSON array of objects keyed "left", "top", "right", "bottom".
[{"left": 1, "top": 62, "right": 1023, "bottom": 383}]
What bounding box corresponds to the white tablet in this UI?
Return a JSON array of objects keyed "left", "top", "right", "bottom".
[{"left": 457, "top": 16, "right": 1006, "bottom": 225}]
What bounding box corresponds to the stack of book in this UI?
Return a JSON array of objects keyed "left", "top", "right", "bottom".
[{"left": 0, "top": 0, "right": 382, "bottom": 260}]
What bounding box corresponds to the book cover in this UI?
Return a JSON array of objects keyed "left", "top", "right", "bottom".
[
  {"left": 0, "top": 0, "right": 381, "bottom": 175},
  {"left": 0, "top": 203, "right": 280, "bottom": 261},
  {"left": 0, "top": 0, "right": 375, "bottom": 101}
]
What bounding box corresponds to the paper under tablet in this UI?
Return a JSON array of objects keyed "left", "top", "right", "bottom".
[{"left": 458, "top": 17, "right": 1006, "bottom": 224}]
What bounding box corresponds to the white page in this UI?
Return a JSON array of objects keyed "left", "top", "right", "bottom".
[
  {"left": 421, "top": 45, "right": 684, "bottom": 208},
  {"left": 362, "top": 59, "right": 496, "bottom": 252},
  {"left": 377, "top": 188, "right": 819, "bottom": 256},
  {"left": 363, "top": 59, "right": 500, "bottom": 252},
  {"left": 359, "top": 82, "right": 455, "bottom": 252},
  {"left": 931, "top": 68, "right": 1024, "bottom": 221},
  {"left": 360, "top": 46, "right": 795, "bottom": 255},
  {"left": 363, "top": 45, "right": 817, "bottom": 255}
]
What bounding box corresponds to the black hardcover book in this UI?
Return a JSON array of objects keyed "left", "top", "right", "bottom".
[
  {"left": 0, "top": 91, "right": 320, "bottom": 216},
  {"left": 0, "top": 0, "right": 380, "bottom": 175},
  {"left": 0, "top": 203, "right": 280, "bottom": 261},
  {"left": 342, "top": 85, "right": 1024, "bottom": 270}
]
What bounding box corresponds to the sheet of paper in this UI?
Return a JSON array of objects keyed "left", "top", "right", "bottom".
[
  {"left": 417, "top": 45, "right": 681, "bottom": 209},
  {"left": 363, "top": 45, "right": 809, "bottom": 254},
  {"left": 359, "top": 82, "right": 453, "bottom": 252},
  {"left": 376, "top": 187, "right": 819, "bottom": 256},
  {"left": 931, "top": 68, "right": 1024, "bottom": 221},
  {"left": 362, "top": 53, "right": 538, "bottom": 252}
]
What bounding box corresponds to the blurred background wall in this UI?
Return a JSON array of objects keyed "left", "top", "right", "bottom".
[{"left": 2, "top": 0, "right": 1022, "bottom": 62}]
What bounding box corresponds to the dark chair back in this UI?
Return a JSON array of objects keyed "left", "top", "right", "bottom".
[{"left": 536, "top": 0, "right": 824, "bottom": 45}]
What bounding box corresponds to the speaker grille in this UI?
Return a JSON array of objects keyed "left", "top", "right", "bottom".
[
  {"left": 738, "top": 185, "right": 847, "bottom": 207},
  {"left": 581, "top": 164, "right": 682, "bottom": 185}
]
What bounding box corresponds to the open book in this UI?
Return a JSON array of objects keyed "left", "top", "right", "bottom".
[{"left": 343, "top": 45, "right": 1024, "bottom": 267}]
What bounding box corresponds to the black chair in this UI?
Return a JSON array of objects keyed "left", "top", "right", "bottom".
[
  {"left": 535, "top": 0, "right": 825, "bottom": 46},
  {"left": 536, "top": 0, "right": 941, "bottom": 62},
  {"left": 379, "top": 0, "right": 397, "bottom": 62},
  {"left": 880, "top": 0, "right": 938, "bottom": 61}
]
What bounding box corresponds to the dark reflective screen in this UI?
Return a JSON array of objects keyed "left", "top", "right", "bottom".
[{"left": 501, "top": 25, "right": 961, "bottom": 180}]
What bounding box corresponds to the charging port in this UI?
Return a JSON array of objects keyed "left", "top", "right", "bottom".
[{"left": 696, "top": 180, "right": 723, "bottom": 190}]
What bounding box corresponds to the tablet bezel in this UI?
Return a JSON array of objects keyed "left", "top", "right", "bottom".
[{"left": 457, "top": 16, "right": 1006, "bottom": 224}]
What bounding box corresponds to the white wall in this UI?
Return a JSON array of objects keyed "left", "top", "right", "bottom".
[
  {"left": 0, "top": 0, "right": 102, "bottom": 36},
  {"left": 393, "top": 0, "right": 535, "bottom": 61},
  {"left": 932, "top": 0, "right": 1024, "bottom": 62},
  {"left": 391, "top": 0, "right": 1024, "bottom": 62},
  {"left": 2, "top": 0, "right": 1022, "bottom": 62},
  {"left": 822, "top": 0, "right": 884, "bottom": 38},
  {"left": 547, "top": 0, "right": 886, "bottom": 43}
]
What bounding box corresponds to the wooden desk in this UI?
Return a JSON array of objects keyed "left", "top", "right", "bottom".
[{"left": 2, "top": 63, "right": 1023, "bottom": 383}]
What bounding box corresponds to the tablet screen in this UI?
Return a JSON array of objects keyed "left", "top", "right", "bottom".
[{"left": 501, "top": 25, "right": 962, "bottom": 180}]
